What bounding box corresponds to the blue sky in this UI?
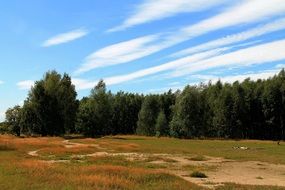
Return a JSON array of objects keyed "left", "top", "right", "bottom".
[{"left": 1, "top": 0, "right": 285, "bottom": 121}]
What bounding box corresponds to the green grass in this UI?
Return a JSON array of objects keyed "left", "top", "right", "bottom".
[{"left": 98, "top": 136, "right": 285, "bottom": 164}]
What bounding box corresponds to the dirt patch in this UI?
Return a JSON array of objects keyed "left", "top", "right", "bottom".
[
  {"left": 28, "top": 150, "right": 39, "bottom": 157},
  {"left": 167, "top": 158, "right": 285, "bottom": 189}
]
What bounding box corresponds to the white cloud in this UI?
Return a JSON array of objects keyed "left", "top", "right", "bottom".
[
  {"left": 172, "top": 17, "right": 285, "bottom": 57},
  {"left": 71, "top": 78, "right": 98, "bottom": 90},
  {"left": 275, "top": 64, "right": 285, "bottom": 69},
  {"left": 0, "top": 81, "right": 4, "bottom": 85},
  {"left": 181, "top": 0, "right": 285, "bottom": 38},
  {"left": 73, "top": 0, "right": 285, "bottom": 81},
  {"left": 0, "top": 111, "right": 5, "bottom": 122},
  {"left": 74, "top": 38, "right": 285, "bottom": 90},
  {"left": 74, "top": 34, "right": 163, "bottom": 75},
  {"left": 191, "top": 70, "right": 280, "bottom": 84},
  {"left": 42, "top": 29, "right": 88, "bottom": 47},
  {"left": 172, "top": 39, "right": 285, "bottom": 77},
  {"left": 80, "top": 0, "right": 285, "bottom": 75},
  {"left": 108, "top": 0, "right": 227, "bottom": 32},
  {"left": 17, "top": 80, "right": 34, "bottom": 90},
  {"left": 147, "top": 85, "right": 185, "bottom": 94},
  {"left": 103, "top": 48, "right": 226, "bottom": 85},
  {"left": 73, "top": 48, "right": 225, "bottom": 89}
]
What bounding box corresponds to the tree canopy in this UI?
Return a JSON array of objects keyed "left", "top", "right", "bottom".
[{"left": 4, "top": 69, "right": 285, "bottom": 140}]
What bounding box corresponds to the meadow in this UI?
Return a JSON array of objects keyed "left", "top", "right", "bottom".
[{"left": 0, "top": 135, "right": 285, "bottom": 190}]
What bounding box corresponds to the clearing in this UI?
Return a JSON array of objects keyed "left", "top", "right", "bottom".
[{"left": 1, "top": 135, "right": 285, "bottom": 190}]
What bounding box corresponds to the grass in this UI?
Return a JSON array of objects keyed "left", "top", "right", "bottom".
[
  {"left": 95, "top": 135, "right": 285, "bottom": 164},
  {"left": 0, "top": 135, "right": 285, "bottom": 190},
  {"left": 0, "top": 143, "right": 15, "bottom": 151},
  {"left": 182, "top": 164, "right": 218, "bottom": 172},
  {"left": 190, "top": 171, "right": 208, "bottom": 178}
]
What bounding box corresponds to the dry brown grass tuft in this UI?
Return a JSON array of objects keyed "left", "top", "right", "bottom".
[
  {"left": 19, "top": 159, "right": 54, "bottom": 170},
  {"left": 74, "top": 174, "right": 135, "bottom": 189},
  {"left": 39, "top": 145, "right": 97, "bottom": 156}
]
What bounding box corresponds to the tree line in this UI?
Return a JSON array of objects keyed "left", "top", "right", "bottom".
[{"left": 1, "top": 69, "right": 285, "bottom": 140}]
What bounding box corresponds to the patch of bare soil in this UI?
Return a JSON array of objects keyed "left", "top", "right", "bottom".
[
  {"left": 162, "top": 156, "right": 285, "bottom": 189},
  {"left": 28, "top": 150, "right": 39, "bottom": 157}
]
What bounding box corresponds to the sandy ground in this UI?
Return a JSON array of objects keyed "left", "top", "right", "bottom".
[{"left": 27, "top": 140, "right": 285, "bottom": 189}]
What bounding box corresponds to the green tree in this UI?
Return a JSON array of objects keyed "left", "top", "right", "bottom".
[
  {"left": 155, "top": 110, "right": 168, "bottom": 137},
  {"left": 76, "top": 80, "right": 112, "bottom": 137},
  {"left": 170, "top": 86, "right": 204, "bottom": 138},
  {"left": 5, "top": 105, "right": 21, "bottom": 136},
  {"left": 20, "top": 71, "right": 77, "bottom": 136},
  {"left": 136, "top": 95, "right": 160, "bottom": 136},
  {"left": 111, "top": 92, "right": 143, "bottom": 134}
]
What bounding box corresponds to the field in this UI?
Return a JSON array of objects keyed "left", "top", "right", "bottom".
[{"left": 0, "top": 135, "right": 285, "bottom": 190}]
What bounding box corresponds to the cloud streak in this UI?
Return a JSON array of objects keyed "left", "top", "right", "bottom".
[
  {"left": 74, "top": 34, "right": 162, "bottom": 75},
  {"left": 17, "top": 80, "right": 34, "bottom": 90},
  {"left": 172, "top": 39, "right": 285, "bottom": 77},
  {"left": 181, "top": 0, "right": 285, "bottom": 38},
  {"left": 172, "top": 17, "right": 285, "bottom": 57},
  {"left": 191, "top": 70, "right": 280, "bottom": 84},
  {"left": 77, "top": 0, "right": 285, "bottom": 75},
  {"left": 42, "top": 29, "right": 88, "bottom": 47},
  {"left": 74, "top": 38, "right": 285, "bottom": 90},
  {"left": 73, "top": 48, "right": 226, "bottom": 90},
  {"left": 108, "top": 0, "right": 227, "bottom": 32}
]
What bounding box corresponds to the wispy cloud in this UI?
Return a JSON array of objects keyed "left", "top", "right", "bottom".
[
  {"left": 71, "top": 78, "right": 97, "bottom": 91},
  {"left": 42, "top": 29, "right": 88, "bottom": 47},
  {"left": 0, "top": 81, "right": 4, "bottom": 85},
  {"left": 73, "top": 48, "right": 225, "bottom": 89},
  {"left": 172, "top": 39, "right": 285, "bottom": 77},
  {"left": 0, "top": 111, "right": 5, "bottom": 122},
  {"left": 275, "top": 64, "right": 285, "bottom": 69},
  {"left": 74, "top": 34, "right": 162, "bottom": 75},
  {"left": 74, "top": 38, "right": 285, "bottom": 90},
  {"left": 17, "top": 80, "right": 34, "bottom": 90},
  {"left": 181, "top": 0, "right": 285, "bottom": 38},
  {"left": 191, "top": 70, "right": 280, "bottom": 84},
  {"left": 172, "top": 17, "right": 285, "bottom": 57},
  {"left": 108, "top": 0, "right": 228, "bottom": 32},
  {"left": 79, "top": 0, "right": 285, "bottom": 75},
  {"left": 142, "top": 69, "right": 280, "bottom": 94}
]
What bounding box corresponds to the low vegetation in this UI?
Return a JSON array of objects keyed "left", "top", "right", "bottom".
[
  {"left": 1, "top": 135, "right": 285, "bottom": 189},
  {"left": 190, "top": 171, "right": 208, "bottom": 178}
]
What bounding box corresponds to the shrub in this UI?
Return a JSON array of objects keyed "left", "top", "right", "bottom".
[{"left": 190, "top": 171, "right": 207, "bottom": 178}]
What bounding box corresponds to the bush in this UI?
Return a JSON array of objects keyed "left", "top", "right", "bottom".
[
  {"left": 0, "top": 122, "right": 10, "bottom": 134},
  {"left": 190, "top": 171, "right": 207, "bottom": 178}
]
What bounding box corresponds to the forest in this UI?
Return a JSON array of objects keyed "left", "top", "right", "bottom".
[{"left": 1, "top": 69, "right": 285, "bottom": 140}]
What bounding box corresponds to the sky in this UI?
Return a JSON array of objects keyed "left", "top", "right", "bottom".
[{"left": 1, "top": 0, "right": 285, "bottom": 121}]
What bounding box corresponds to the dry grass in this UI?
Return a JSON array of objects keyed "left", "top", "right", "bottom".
[
  {"left": 0, "top": 135, "right": 201, "bottom": 190},
  {"left": 1, "top": 135, "right": 285, "bottom": 190},
  {"left": 39, "top": 145, "right": 97, "bottom": 156}
]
